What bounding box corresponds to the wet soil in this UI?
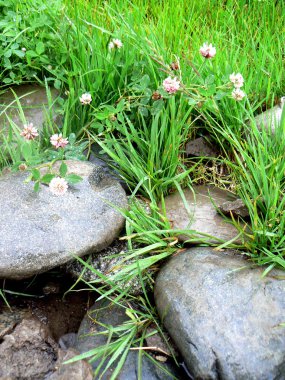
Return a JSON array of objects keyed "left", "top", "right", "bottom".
[{"left": 0, "top": 268, "right": 97, "bottom": 342}]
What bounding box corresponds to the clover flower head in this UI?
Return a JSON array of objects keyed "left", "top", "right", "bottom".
[
  {"left": 79, "top": 93, "right": 92, "bottom": 105},
  {"left": 232, "top": 88, "right": 246, "bottom": 101},
  {"left": 19, "top": 163, "right": 27, "bottom": 171},
  {"left": 50, "top": 133, "right": 69, "bottom": 149},
  {"left": 49, "top": 177, "right": 68, "bottom": 196},
  {"left": 199, "top": 43, "right": 216, "bottom": 59},
  {"left": 108, "top": 41, "right": 115, "bottom": 50},
  {"left": 230, "top": 73, "right": 244, "bottom": 88},
  {"left": 152, "top": 91, "right": 162, "bottom": 100},
  {"left": 109, "top": 38, "right": 123, "bottom": 50},
  {"left": 162, "top": 77, "right": 180, "bottom": 94},
  {"left": 20, "top": 123, "right": 39, "bottom": 140},
  {"left": 170, "top": 61, "right": 180, "bottom": 71}
]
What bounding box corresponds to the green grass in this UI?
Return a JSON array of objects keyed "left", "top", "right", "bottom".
[
  {"left": 204, "top": 102, "right": 285, "bottom": 270},
  {"left": 93, "top": 97, "right": 195, "bottom": 199}
]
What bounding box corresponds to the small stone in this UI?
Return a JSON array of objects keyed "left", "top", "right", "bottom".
[
  {"left": 154, "top": 247, "right": 285, "bottom": 380},
  {"left": 48, "top": 348, "right": 93, "bottom": 380},
  {"left": 218, "top": 198, "right": 249, "bottom": 218},
  {"left": 86, "top": 144, "right": 129, "bottom": 192},
  {"left": 58, "top": 333, "right": 77, "bottom": 350},
  {"left": 42, "top": 281, "right": 61, "bottom": 295},
  {"left": 145, "top": 326, "right": 173, "bottom": 357},
  {"left": 185, "top": 136, "right": 219, "bottom": 158}
]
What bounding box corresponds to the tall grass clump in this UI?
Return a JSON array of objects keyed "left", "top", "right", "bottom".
[
  {"left": 93, "top": 97, "right": 195, "bottom": 199},
  {"left": 204, "top": 101, "right": 285, "bottom": 270}
]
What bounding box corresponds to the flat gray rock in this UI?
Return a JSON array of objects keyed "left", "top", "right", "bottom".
[
  {"left": 0, "top": 84, "right": 60, "bottom": 134},
  {"left": 0, "top": 160, "right": 127, "bottom": 279},
  {"left": 164, "top": 185, "right": 243, "bottom": 243},
  {"left": 154, "top": 247, "right": 285, "bottom": 380}
]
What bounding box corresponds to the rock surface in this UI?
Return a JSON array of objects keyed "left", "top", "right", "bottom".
[
  {"left": 0, "top": 84, "right": 60, "bottom": 133},
  {"left": 87, "top": 143, "right": 129, "bottom": 192},
  {"left": 0, "top": 314, "right": 92, "bottom": 380},
  {"left": 48, "top": 348, "right": 93, "bottom": 380},
  {"left": 185, "top": 136, "right": 219, "bottom": 158},
  {"left": 164, "top": 185, "right": 243, "bottom": 243},
  {"left": 0, "top": 307, "right": 30, "bottom": 339},
  {"left": 76, "top": 300, "right": 184, "bottom": 379},
  {"left": 154, "top": 247, "right": 285, "bottom": 380},
  {"left": 58, "top": 333, "right": 77, "bottom": 350},
  {"left": 254, "top": 96, "right": 285, "bottom": 133},
  {"left": 0, "top": 318, "right": 58, "bottom": 379},
  {"left": 218, "top": 198, "right": 249, "bottom": 218},
  {"left": 0, "top": 160, "right": 127, "bottom": 279}
]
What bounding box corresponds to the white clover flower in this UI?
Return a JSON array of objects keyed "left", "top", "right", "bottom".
[
  {"left": 232, "top": 88, "right": 246, "bottom": 101},
  {"left": 199, "top": 43, "right": 216, "bottom": 59},
  {"left": 79, "top": 93, "right": 92, "bottom": 105},
  {"left": 230, "top": 73, "right": 244, "bottom": 88},
  {"left": 50, "top": 133, "right": 69, "bottom": 149},
  {"left": 49, "top": 177, "right": 68, "bottom": 196},
  {"left": 108, "top": 38, "right": 123, "bottom": 50},
  {"left": 20, "top": 123, "right": 39, "bottom": 140},
  {"left": 108, "top": 41, "right": 115, "bottom": 50},
  {"left": 162, "top": 77, "right": 180, "bottom": 94}
]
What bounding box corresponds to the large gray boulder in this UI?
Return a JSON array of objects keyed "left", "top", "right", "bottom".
[
  {"left": 164, "top": 185, "right": 244, "bottom": 244},
  {"left": 154, "top": 247, "right": 285, "bottom": 380},
  {"left": 0, "top": 160, "right": 127, "bottom": 279}
]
